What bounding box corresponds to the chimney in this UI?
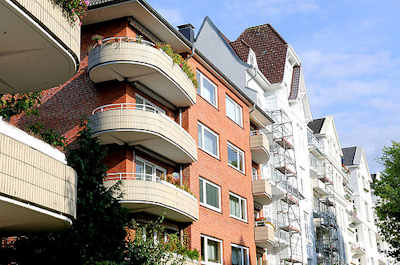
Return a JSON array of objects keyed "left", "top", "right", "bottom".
[{"left": 178, "top": 24, "right": 195, "bottom": 43}]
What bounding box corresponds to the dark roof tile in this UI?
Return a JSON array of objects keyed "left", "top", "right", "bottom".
[{"left": 230, "top": 24, "right": 288, "bottom": 84}]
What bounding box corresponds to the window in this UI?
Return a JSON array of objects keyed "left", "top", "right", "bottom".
[
  {"left": 225, "top": 95, "right": 243, "bottom": 126},
  {"left": 136, "top": 94, "right": 166, "bottom": 114},
  {"left": 199, "top": 177, "right": 221, "bottom": 212},
  {"left": 135, "top": 157, "right": 166, "bottom": 180},
  {"left": 230, "top": 193, "right": 247, "bottom": 222},
  {"left": 201, "top": 235, "right": 222, "bottom": 265},
  {"left": 252, "top": 167, "right": 258, "bottom": 180},
  {"left": 231, "top": 244, "right": 249, "bottom": 265},
  {"left": 198, "top": 122, "right": 219, "bottom": 158},
  {"left": 228, "top": 143, "right": 244, "bottom": 173},
  {"left": 197, "top": 70, "right": 218, "bottom": 107},
  {"left": 304, "top": 212, "right": 311, "bottom": 241}
]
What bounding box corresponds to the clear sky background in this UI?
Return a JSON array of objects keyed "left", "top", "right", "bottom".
[{"left": 148, "top": 0, "right": 400, "bottom": 173}]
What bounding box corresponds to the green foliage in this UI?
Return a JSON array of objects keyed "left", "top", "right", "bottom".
[
  {"left": 0, "top": 126, "right": 130, "bottom": 264},
  {"left": 27, "top": 122, "right": 67, "bottom": 148},
  {"left": 372, "top": 141, "right": 400, "bottom": 261},
  {"left": 157, "top": 43, "right": 198, "bottom": 88},
  {"left": 51, "top": 0, "right": 89, "bottom": 24},
  {"left": 0, "top": 92, "right": 41, "bottom": 121},
  {"left": 123, "top": 217, "right": 198, "bottom": 265}
]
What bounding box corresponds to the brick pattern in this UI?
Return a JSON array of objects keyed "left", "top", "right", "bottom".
[{"left": 230, "top": 24, "right": 288, "bottom": 84}]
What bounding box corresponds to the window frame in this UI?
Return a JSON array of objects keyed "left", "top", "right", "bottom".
[
  {"left": 136, "top": 94, "right": 166, "bottom": 114},
  {"left": 201, "top": 235, "right": 223, "bottom": 265},
  {"left": 231, "top": 243, "right": 250, "bottom": 265},
  {"left": 198, "top": 122, "right": 220, "bottom": 159},
  {"left": 197, "top": 70, "right": 218, "bottom": 108},
  {"left": 225, "top": 95, "right": 243, "bottom": 127},
  {"left": 199, "top": 177, "right": 222, "bottom": 213},
  {"left": 227, "top": 142, "right": 245, "bottom": 173},
  {"left": 135, "top": 156, "right": 167, "bottom": 179},
  {"left": 229, "top": 192, "right": 248, "bottom": 222}
]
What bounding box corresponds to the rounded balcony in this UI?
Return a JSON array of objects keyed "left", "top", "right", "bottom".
[
  {"left": 0, "top": 0, "right": 80, "bottom": 93},
  {"left": 88, "top": 104, "right": 197, "bottom": 164},
  {"left": 250, "top": 131, "right": 270, "bottom": 164},
  {"left": 104, "top": 173, "right": 199, "bottom": 223},
  {"left": 88, "top": 37, "right": 196, "bottom": 107},
  {"left": 255, "top": 220, "right": 275, "bottom": 249},
  {"left": 0, "top": 120, "right": 77, "bottom": 233}
]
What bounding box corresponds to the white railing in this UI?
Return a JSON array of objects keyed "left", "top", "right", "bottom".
[
  {"left": 307, "top": 128, "right": 323, "bottom": 151},
  {"left": 92, "top": 103, "right": 164, "bottom": 115},
  {"left": 91, "top": 103, "right": 194, "bottom": 141},
  {"left": 104, "top": 173, "right": 196, "bottom": 201},
  {"left": 93, "top": 36, "right": 155, "bottom": 49},
  {"left": 250, "top": 130, "right": 269, "bottom": 136}
]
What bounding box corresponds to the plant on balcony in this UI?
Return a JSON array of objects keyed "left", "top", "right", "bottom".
[
  {"left": 0, "top": 92, "right": 41, "bottom": 121},
  {"left": 51, "top": 0, "right": 89, "bottom": 24},
  {"left": 27, "top": 122, "right": 67, "bottom": 148},
  {"left": 157, "top": 43, "right": 198, "bottom": 88},
  {"left": 124, "top": 217, "right": 199, "bottom": 265}
]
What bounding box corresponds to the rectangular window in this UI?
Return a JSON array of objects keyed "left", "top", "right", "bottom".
[
  {"left": 252, "top": 167, "right": 258, "bottom": 180},
  {"left": 201, "top": 235, "right": 222, "bottom": 265},
  {"left": 135, "top": 157, "right": 166, "bottom": 180},
  {"left": 199, "top": 177, "right": 221, "bottom": 212},
  {"left": 136, "top": 94, "right": 166, "bottom": 114},
  {"left": 198, "top": 122, "right": 219, "bottom": 158},
  {"left": 225, "top": 95, "right": 243, "bottom": 126},
  {"left": 228, "top": 143, "right": 244, "bottom": 173},
  {"left": 231, "top": 244, "right": 249, "bottom": 265},
  {"left": 197, "top": 70, "right": 218, "bottom": 107},
  {"left": 229, "top": 193, "right": 247, "bottom": 222}
]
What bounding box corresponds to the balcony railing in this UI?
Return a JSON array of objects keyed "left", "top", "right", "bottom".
[
  {"left": 254, "top": 220, "right": 275, "bottom": 249},
  {"left": 104, "top": 173, "right": 198, "bottom": 222},
  {"left": 88, "top": 37, "right": 196, "bottom": 107},
  {"left": 89, "top": 103, "right": 197, "bottom": 163}
]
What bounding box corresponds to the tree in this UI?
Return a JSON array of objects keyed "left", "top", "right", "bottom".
[
  {"left": 372, "top": 141, "right": 400, "bottom": 261},
  {"left": 0, "top": 127, "right": 130, "bottom": 264}
]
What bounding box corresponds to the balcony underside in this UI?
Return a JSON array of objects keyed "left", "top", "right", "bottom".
[
  {"left": 105, "top": 179, "right": 198, "bottom": 223},
  {"left": 89, "top": 109, "right": 197, "bottom": 164},
  {"left": 0, "top": 196, "right": 72, "bottom": 233},
  {"left": 0, "top": 0, "right": 80, "bottom": 93}
]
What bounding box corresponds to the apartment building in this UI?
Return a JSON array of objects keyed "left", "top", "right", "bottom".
[
  {"left": 0, "top": 0, "right": 78, "bottom": 234},
  {"left": 0, "top": 1, "right": 392, "bottom": 265},
  {"left": 7, "top": 0, "right": 276, "bottom": 264},
  {"left": 343, "top": 147, "right": 383, "bottom": 265}
]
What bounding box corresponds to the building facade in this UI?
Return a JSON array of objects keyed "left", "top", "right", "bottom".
[{"left": 0, "top": 1, "right": 392, "bottom": 265}]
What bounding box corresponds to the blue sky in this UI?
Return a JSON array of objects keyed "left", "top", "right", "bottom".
[{"left": 148, "top": 0, "right": 400, "bottom": 172}]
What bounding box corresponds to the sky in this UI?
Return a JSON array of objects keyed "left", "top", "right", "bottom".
[{"left": 147, "top": 0, "right": 400, "bottom": 173}]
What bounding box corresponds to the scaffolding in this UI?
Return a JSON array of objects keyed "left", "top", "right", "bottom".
[
  {"left": 268, "top": 109, "right": 304, "bottom": 265},
  {"left": 308, "top": 130, "right": 344, "bottom": 265}
]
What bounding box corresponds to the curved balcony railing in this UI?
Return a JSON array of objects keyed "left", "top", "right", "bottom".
[
  {"left": 88, "top": 103, "right": 197, "bottom": 164},
  {"left": 252, "top": 179, "right": 272, "bottom": 206},
  {"left": 0, "top": 0, "right": 80, "bottom": 93},
  {"left": 104, "top": 173, "right": 198, "bottom": 222},
  {"left": 88, "top": 37, "right": 196, "bottom": 107}
]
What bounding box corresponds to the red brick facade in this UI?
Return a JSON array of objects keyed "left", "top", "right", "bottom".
[{"left": 11, "top": 16, "right": 258, "bottom": 265}]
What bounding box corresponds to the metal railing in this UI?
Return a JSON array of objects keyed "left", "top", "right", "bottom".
[
  {"left": 92, "top": 103, "right": 164, "bottom": 115},
  {"left": 104, "top": 173, "right": 196, "bottom": 200},
  {"left": 93, "top": 36, "right": 155, "bottom": 49}
]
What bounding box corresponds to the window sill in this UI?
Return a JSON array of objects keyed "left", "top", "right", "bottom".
[
  {"left": 228, "top": 163, "right": 245, "bottom": 175},
  {"left": 200, "top": 203, "right": 222, "bottom": 214},
  {"left": 199, "top": 147, "right": 220, "bottom": 161},
  {"left": 230, "top": 215, "right": 248, "bottom": 224},
  {"left": 198, "top": 94, "right": 219, "bottom": 111}
]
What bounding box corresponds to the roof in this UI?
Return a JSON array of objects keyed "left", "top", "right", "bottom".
[
  {"left": 307, "top": 118, "right": 325, "bottom": 134},
  {"left": 230, "top": 24, "right": 288, "bottom": 84},
  {"left": 342, "top": 147, "right": 357, "bottom": 166}
]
